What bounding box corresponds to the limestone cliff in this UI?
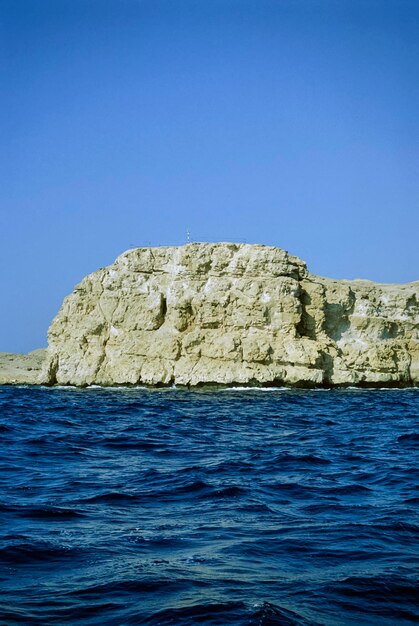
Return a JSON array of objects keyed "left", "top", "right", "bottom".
[{"left": 42, "top": 243, "right": 419, "bottom": 387}]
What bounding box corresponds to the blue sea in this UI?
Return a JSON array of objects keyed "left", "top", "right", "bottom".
[{"left": 0, "top": 386, "right": 418, "bottom": 625}]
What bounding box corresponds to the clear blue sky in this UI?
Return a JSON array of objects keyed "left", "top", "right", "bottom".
[{"left": 1, "top": 0, "right": 418, "bottom": 352}]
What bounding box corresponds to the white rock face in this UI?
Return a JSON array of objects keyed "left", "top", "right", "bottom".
[{"left": 42, "top": 243, "right": 419, "bottom": 387}]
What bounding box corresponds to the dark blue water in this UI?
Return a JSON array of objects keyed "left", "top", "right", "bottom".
[{"left": 0, "top": 386, "right": 418, "bottom": 625}]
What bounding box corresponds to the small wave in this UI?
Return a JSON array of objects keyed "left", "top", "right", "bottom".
[
  {"left": 378, "top": 386, "right": 419, "bottom": 390},
  {"left": 93, "top": 385, "right": 152, "bottom": 390},
  {"left": 0, "top": 541, "right": 81, "bottom": 564},
  {"left": 344, "top": 386, "right": 418, "bottom": 391},
  {"left": 252, "top": 601, "right": 319, "bottom": 625},
  {"left": 373, "top": 520, "right": 419, "bottom": 534},
  {"left": 51, "top": 385, "right": 79, "bottom": 389},
  {"left": 17, "top": 505, "right": 84, "bottom": 520},
  {"left": 261, "top": 481, "right": 310, "bottom": 497},
  {"left": 176, "top": 479, "right": 209, "bottom": 494},
  {"left": 329, "top": 574, "right": 419, "bottom": 604},
  {"left": 302, "top": 502, "right": 347, "bottom": 514},
  {"left": 102, "top": 438, "right": 161, "bottom": 450},
  {"left": 139, "top": 479, "right": 211, "bottom": 498},
  {"left": 128, "top": 534, "right": 188, "bottom": 549},
  {"left": 398, "top": 432, "right": 419, "bottom": 444},
  {"left": 166, "top": 481, "right": 246, "bottom": 500},
  {"left": 80, "top": 481, "right": 233, "bottom": 504},
  {"left": 0, "top": 503, "right": 84, "bottom": 520},
  {"left": 70, "top": 577, "right": 208, "bottom": 597},
  {"left": 272, "top": 453, "right": 331, "bottom": 466},
  {"left": 204, "top": 485, "right": 247, "bottom": 499},
  {"left": 238, "top": 502, "right": 274, "bottom": 513},
  {"left": 325, "top": 484, "right": 372, "bottom": 495},
  {"left": 80, "top": 491, "right": 140, "bottom": 504},
  {"left": 224, "top": 386, "right": 289, "bottom": 391},
  {"left": 141, "top": 601, "right": 247, "bottom": 625},
  {"left": 86, "top": 385, "right": 150, "bottom": 390},
  {"left": 24, "top": 435, "right": 53, "bottom": 445},
  {"left": 141, "top": 600, "right": 317, "bottom": 625}
]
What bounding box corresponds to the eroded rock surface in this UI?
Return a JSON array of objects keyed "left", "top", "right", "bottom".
[{"left": 42, "top": 243, "right": 419, "bottom": 387}]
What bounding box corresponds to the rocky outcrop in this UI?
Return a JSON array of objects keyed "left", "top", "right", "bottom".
[
  {"left": 0, "top": 349, "right": 47, "bottom": 385},
  {"left": 41, "top": 243, "right": 418, "bottom": 387}
]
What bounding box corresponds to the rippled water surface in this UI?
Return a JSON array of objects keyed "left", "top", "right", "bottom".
[{"left": 0, "top": 386, "right": 418, "bottom": 625}]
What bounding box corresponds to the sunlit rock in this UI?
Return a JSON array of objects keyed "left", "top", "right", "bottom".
[{"left": 41, "top": 243, "right": 418, "bottom": 387}]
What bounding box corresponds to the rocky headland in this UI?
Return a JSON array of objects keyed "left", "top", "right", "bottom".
[
  {"left": 32, "top": 243, "right": 417, "bottom": 387},
  {"left": 1, "top": 243, "right": 418, "bottom": 387}
]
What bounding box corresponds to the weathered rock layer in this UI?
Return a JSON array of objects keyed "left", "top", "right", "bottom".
[{"left": 42, "top": 243, "right": 419, "bottom": 387}]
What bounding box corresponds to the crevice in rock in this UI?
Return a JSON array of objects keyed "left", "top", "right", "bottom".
[
  {"left": 296, "top": 287, "right": 317, "bottom": 339},
  {"left": 320, "top": 352, "right": 335, "bottom": 385},
  {"left": 45, "top": 354, "right": 58, "bottom": 385},
  {"left": 160, "top": 294, "right": 167, "bottom": 320}
]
